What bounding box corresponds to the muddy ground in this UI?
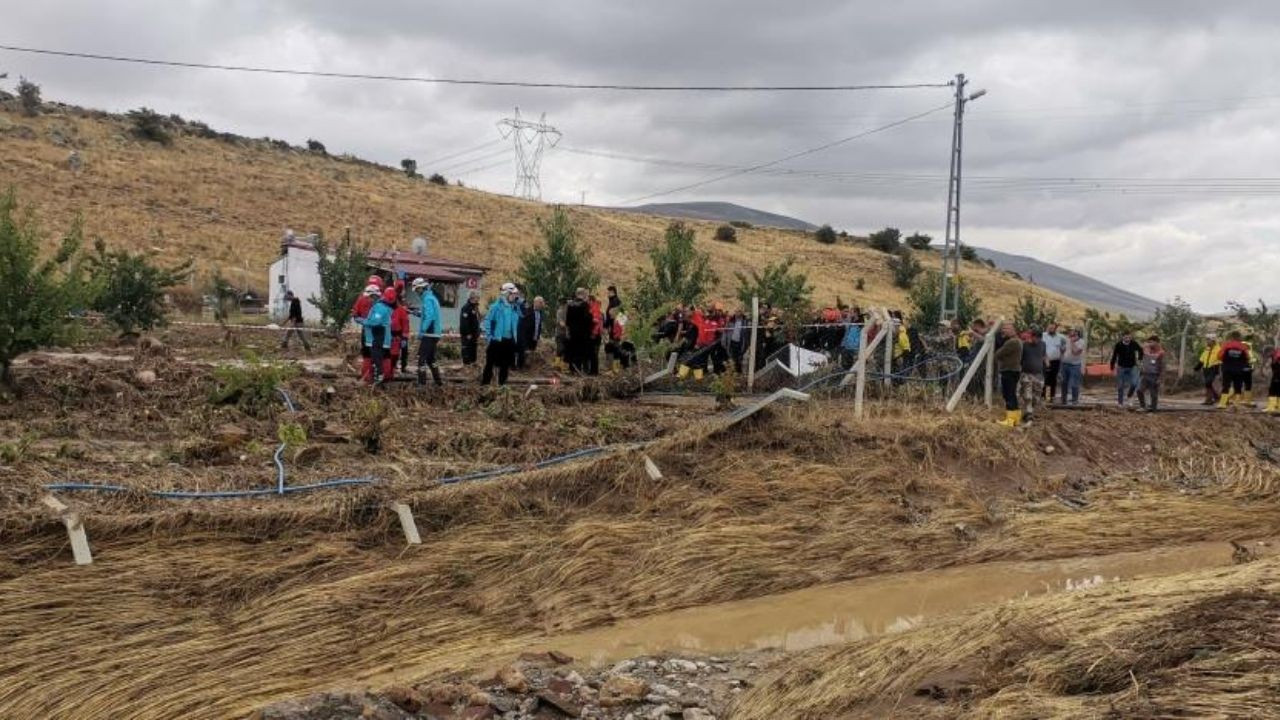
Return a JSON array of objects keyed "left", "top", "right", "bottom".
[{"left": 2, "top": 327, "right": 1279, "bottom": 719}]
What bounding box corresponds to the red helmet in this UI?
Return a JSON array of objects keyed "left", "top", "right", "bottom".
[
  {"left": 367, "top": 275, "right": 385, "bottom": 288},
  {"left": 381, "top": 287, "right": 397, "bottom": 303}
]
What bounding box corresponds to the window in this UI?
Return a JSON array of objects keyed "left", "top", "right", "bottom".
[{"left": 437, "top": 282, "right": 459, "bottom": 308}]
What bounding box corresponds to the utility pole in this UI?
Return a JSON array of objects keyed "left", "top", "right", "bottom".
[
  {"left": 497, "top": 108, "right": 561, "bottom": 200},
  {"left": 938, "top": 73, "right": 985, "bottom": 322}
]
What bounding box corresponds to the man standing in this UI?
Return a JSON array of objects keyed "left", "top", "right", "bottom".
[
  {"left": 516, "top": 296, "right": 545, "bottom": 370},
  {"left": 1110, "top": 331, "right": 1144, "bottom": 407},
  {"left": 565, "top": 288, "right": 593, "bottom": 374},
  {"left": 587, "top": 294, "right": 604, "bottom": 376},
  {"left": 1059, "top": 328, "right": 1087, "bottom": 405},
  {"left": 279, "top": 290, "right": 311, "bottom": 352},
  {"left": 411, "top": 278, "right": 443, "bottom": 387},
  {"left": 1041, "top": 323, "right": 1066, "bottom": 401},
  {"left": 481, "top": 283, "right": 521, "bottom": 386},
  {"left": 1136, "top": 335, "right": 1166, "bottom": 412},
  {"left": 1217, "top": 330, "right": 1252, "bottom": 408},
  {"left": 1019, "top": 329, "right": 1047, "bottom": 422},
  {"left": 1194, "top": 333, "right": 1222, "bottom": 405},
  {"left": 994, "top": 321, "right": 1024, "bottom": 427},
  {"left": 459, "top": 291, "right": 482, "bottom": 366}
]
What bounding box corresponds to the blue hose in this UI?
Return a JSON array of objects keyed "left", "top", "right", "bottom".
[{"left": 45, "top": 385, "right": 378, "bottom": 500}]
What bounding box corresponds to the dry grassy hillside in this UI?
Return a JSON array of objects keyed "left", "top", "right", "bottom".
[{"left": 0, "top": 100, "right": 1084, "bottom": 319}]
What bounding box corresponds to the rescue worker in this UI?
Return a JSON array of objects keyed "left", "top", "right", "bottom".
[
  {"left": 1136, "top": 335, "right": 1166, "bottom": 412},
  {"left": 352, "top": 284, "right": 379, "bottom": 382},
  {"left": 393, "top": 278, "right": 409, "bottom": 374},
  {"left": 481, "top": 283, "right": 521, "bottom": 386},
  {"left": 587, "top": 294, "right": 604, "bottom": 376},
  {"left": 387, "top": 290, "right": 410, "bottom": 382},
  {"left": 1193, "top": 333, "right": 1222, "bottom": 405},
  {"left": 360, "top": 287, "right": 395, "bottom": 385},
  {"left": 994, "top": 321, "right": 1023, "bottom": 427},
  {"left": 565, "top": 288, "right": 593, "bottom": 374},
  {"left": 1217, "top": 330, "right": 1253, "bottom": 408},
  {"left": 411, "top": 278, "right": 443, "bottom": 387},
  {"left": 1267, "top": 345, "right": 1280, "bottom": 414},
  {"left": 1109, "top": 331, "right": 1144, "bottom": 407},
  {"left": 459, "top": 291, "right": 482, "bottom": 366},
  {"left": 604, "top": 305, "right": 635, "bottom": 370},
  {"left": 840, "top": 310, "right": 863, "bottom": 369}
]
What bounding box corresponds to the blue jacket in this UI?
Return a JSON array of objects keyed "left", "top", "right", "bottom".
[
  {"left": 483, "top": 299, "right": 521, "bottom": 342},
  {"left": 363, "top": 300, "right": 393, "bottom": 348},
  {"left": 841, "top": 324, "right": 862, "bottom": 353},
  {"left": 417, "top": 290, "right": 442, "bottom": 337}
]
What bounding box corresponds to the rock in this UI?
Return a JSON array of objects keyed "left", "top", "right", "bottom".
[
  {"left": 134, "top": 369, "right": 157, "bottom": 386},
  {"left": 650, "top": 683, "right": 679, "bottom": 699},
  {"left": 562, "top": 670, "right": 585, "bottom": 687},
  {"left": 421, "top": 702, "right": 457, "bottom": 720},
  {"left": 459, "top": 707, "right": 496, "bottom": 720},
  {"left": 382, "top": 685, "right": 424, "bottom": 714},
  {"left": 647, "top": 705, "right": 676, "bottom": 720},
  {"left": 536, "top": 689, "right": 583, "bottom": 717},
  {"left": 609, "top": 660, "right": 637, "bottom": 675},
  {"left": 498, "top": 664, "right": 530, "bottom": 694},
  {"left": 666, "top": 659, "right": 698, "bottom": 674},
  {"left": 548, "top": 678, "right": 575, "bottom": 695},
  {"left": 599, "top": 675, "right": 648, "bottom": 706},
  {"left": 422, "top": 681, "right": 465, "bottom": 705},
  {"left": 138, "top": 336, "right": 168, "bottom": 356},
  {"left": 1044, "top": 445, "right": 1056, "bottom": 454},
  {"left": 489, "top": 695, "right": 516, "bottom": 713},
  {"left": 682, "top": 709, "right": 715, "bottom": 720},
  {"left": 468, "top": 690, "right": 492, "bottom": 707},
  {"left": 548, "top": 650, "right": 574, "bottom": 665},
  {"left": 291, "top": 444, "right": 324, "bottom": 466}
]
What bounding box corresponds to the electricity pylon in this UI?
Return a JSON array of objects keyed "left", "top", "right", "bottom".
[
  {"left": 497, "top": 108, "right": 561, "bottom": 200},
  {"left": 939, "top": 73, "right": 986, "bottom": 322}
]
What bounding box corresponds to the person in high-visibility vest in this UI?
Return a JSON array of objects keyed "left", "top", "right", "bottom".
[{"left": 1193, "top": 333, "right": 1222, "bottom": 405}]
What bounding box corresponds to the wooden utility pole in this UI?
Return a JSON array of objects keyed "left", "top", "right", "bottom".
[{"left": 746, "top": 296, "right": 760, "bottom": 391}]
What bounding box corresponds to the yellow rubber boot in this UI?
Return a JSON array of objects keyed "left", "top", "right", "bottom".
[
  {"left": 1266, "top": 397, "right": 1278, "bottom": 414},
  {"left": 677, "top": 364, "right": 691, "bottom": 379},
  {"left": 1218, "top": 391, "right": 1233, "bottom": 409},
  {"left": 1011, "top": 409, "right": 1023, "bottom": 427},
  {"left": 693, "top": 369, "right": 705, "bottom": 381},
  {"left": 997, "top": 410, "right": 1018, "bottom": 427}
]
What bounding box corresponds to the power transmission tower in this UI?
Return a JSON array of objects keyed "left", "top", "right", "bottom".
[
  {"left": 939, "top": 73, "right": 985, "bottom": 322},
  {"left": 497, "top": 108, "right": 561, "bottom": 200}
]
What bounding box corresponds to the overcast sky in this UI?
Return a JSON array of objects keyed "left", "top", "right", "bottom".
[{"left": 5, "top": 1, "right": 1280, "bottom": 311}]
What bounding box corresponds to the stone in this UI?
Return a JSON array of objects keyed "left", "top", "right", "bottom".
[
  {"left": 382, "top": 685, "right": 423, "bottom": 714},
  {"left": 460, "top": 707, "right": 496, "bottom": 720},
  {"left": 609, "top": 660, "right": 637, "bottom": 675},
  {"left": 292, "top": 444, "right": 324, "bottom": 466},
  {"left": 666, "top": 659, "right": 698, "bottom": 674},
  {"left": 548, "top": 650, "right": 574, "bottom": 665},
  {"left": 467, "top": 690, "right": 492, "bottom": 707},
  {"left": 548, "top": 678, "right": 574, "bottom": 695},
  {"left": 498, "top": 664, "right": 530, "bottom": 693},
  {"left": 421, "top": 702, "right": 457, "bottom": 720},
  {"left": 682, "top": 709, "right": 715, "bottom": 720},
  {"left": 489, "top": 695, "right": 516, "bottom": 714},
  {"left": 536, "top": 689, "right": 583, "bottom": 717},
  {"left": 562, "top": 670, "right": 586, "bottom": 686},
  {"left": 422, "top": 681, "right": 465, "bottom": 705},
  {"left": 599, "top": 675, "right": 648, "bottom": 706},
  {"left": 134, "top": 369, "right": 157, "bottom": 386}
]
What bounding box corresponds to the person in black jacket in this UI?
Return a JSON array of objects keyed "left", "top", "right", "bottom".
[
  {"left": 516, "top": 296, "right": 545, "bottom": 369},
  {"left": 458, "top": 291, "right": 482, "bottom": 366},
  {"left": 1110, "top": 332, "right": 1144, "bottom": 407},
  {"left": 564, "top": 288, "right": 593, "bottom": 374},
  {"left": 278, "top": 291, "right": 311, "bottom": 351}
]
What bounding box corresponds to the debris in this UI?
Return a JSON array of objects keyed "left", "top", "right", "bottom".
[
  {"left": 498, "top": 664, "right": 530, "bottom": 693},
  {"left": 600, "top": 674, "right": 649, "bottom": 706},
  {"left": 381, "top": 685, "right": 423, "bottom": 714},
  {"left": 133, "top": 369, "right": 157, "bottom": 387}
]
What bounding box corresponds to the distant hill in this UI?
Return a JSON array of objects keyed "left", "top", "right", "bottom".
[
  {"left": 974, "top": 247, "right": 1163, "bottom": 319},
  {"left": 618, "top": 201, "right": 819, "bottom": 231}
]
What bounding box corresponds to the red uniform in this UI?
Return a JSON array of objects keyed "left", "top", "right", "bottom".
[
  {"left": 352, "top": 294, "right": 375, "bottom": 381},
  {"left": 387, "top": 303, "right": 410, "bottom": 380}
]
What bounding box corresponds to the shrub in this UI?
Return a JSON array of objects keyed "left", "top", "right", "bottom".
[
  {"left": 209, "top": 352, "right": 298, "bottom": 417},
  {"left": 309, "top": 233, "right": 369, "bottom": 334},
  {"left": 959, "top": 244, "right": 979, "bottom": 262},
  {"left": 905, "top": 232, "right": 932, "bottom": 250},
  {"left": 306, "top": 139, "right": 327, "bottom": 154},
  {"left": 909, "top": 271, "right": 983, "bottom": 329},
  {"left": 517, "top": 207, "right": 599, "bottom": 332},
  {"left": 401, "top": 159, "right": 418, "bottom": 178},
  {"left": 634, "top": 221, "right": 717, "bottom": 316},
  {"left": 729, "top": 220, "right": 752, "bottom": 229},
  {"left": 1012, "top": 292, "right": 1059, "bottom": 330},
  {"left": 0, "top": 190, "right": 88, "bottom": 385},
  {"left": 87, "top": 240, "right": 192, "bottom": 335},
  {"left": 208, "top": 271, "right": 239, "bottom": 324},
  {"left": 735, "top": 256, "right": 813, "bottom": 313},
  {"left": 429, "top": 173, "right": 448, "bottom": 185},
  {"left": 17, "top": 77, "right": 40, "bottom": 117},
  {"left": 868, "top": 227, "right": 902, "bottom": 254},
  {"left": 814, "top": 224, "right": 838, "bottom": 245},
  {"left": 127, "top": 108, "right": 171, "bottom": 145},
  {"left": 887, "top": 247, "right": 923, "bottom": 289},
  {"left": 714, "top": 224, "right": 737, "bottom": 243},
  {"left": 855, "top": 277, "right": 865, "bottom": 291}
]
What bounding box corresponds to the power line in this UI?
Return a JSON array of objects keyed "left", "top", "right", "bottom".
[
  {"left": 433, "top": 146, "right": 511, "bottom": 173},
  {"left": 620, "top": 102, "right": 954, "bottom": 204},
  {"left": 0, "top": 44, "right": 951, "bottom": 92},
  {"left": 420, "top": 138, "right": 502, "bottom": 166}
]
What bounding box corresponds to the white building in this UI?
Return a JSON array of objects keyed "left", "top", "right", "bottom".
[{"left": 268, "top": 236, "right": 488, "bottom": 332}]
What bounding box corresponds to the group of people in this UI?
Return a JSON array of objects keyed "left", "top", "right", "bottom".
[
  {"left": 1195, "top": 331, "right": 1280, "bottom": 411},
  {"left": 553, "top": 286, "right": 635, "bottom": 375},
  {"left": 350, "top": 274, "right": 444, "bottom": 387}
]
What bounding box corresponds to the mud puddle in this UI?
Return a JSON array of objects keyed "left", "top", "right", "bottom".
[{"left": 551, "top": 539, "right": 1273, "bottom": 665}]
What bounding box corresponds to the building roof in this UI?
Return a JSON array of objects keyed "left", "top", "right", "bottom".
[{"left": 281, "top": 240, "right": 489, "bottom": 282}]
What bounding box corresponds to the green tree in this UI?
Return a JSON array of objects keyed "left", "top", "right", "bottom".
[
  {"left": 814, "top": 224, "right": 838, "bottom": 245},
  {"left": 1225, "top": 299, "right": 1280, "bottom": 341},
  {"left": 1011, "top": 291, "right": 1058, "bottom": 330},
  {"left": 714, "top": 224, "right": 737, "bottom": 243},
  {"left": 0, "top": 191, "right": 87, "bottom": 385},
  {"left": 908, "top": 271, "right": 982, "bottom": 329},
  {"left": 128, "top": 107, "right": 172, "bottom": 145},
  {"left": 208, "top": 270, "right": 239, "bottom": 324},
  {"left": 868, "top": 227, "right": 902, "bottom": 254},
  {"left": 735, "top": 257, "right": 814, "bottom": 312},
  {"left": 904, "top": 232, "right": 932, "bottom": 250},
  {"left": 86, "top": 240, "right": 191, "bottom": 336},
  {"left": 1152, "top": 296, "right": 1203, "bottom": 344},
  {"left": 517, "top": 207, "right": 599, "bottom": 322},
  {"left": 887, "top": 247, "right": 923, "bottom": 289},
  {"left": 309, "top": 233, "right": 370, "bottom": 334},
  {"left": 634, "top": 221, "right": 716, "bottom": 315},
  {"left": 17, "top": 77, "right": 41, "bottom": 117}
]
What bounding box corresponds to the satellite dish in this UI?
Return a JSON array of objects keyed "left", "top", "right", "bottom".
[{"left": 411, "top": 236, "right": 428, "bottom": 255}]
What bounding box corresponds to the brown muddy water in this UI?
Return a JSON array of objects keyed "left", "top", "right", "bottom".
[{"left": 550, "top": 540, "right": 1272, "bottom": 665}]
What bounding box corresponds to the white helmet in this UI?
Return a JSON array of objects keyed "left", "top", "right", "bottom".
[
  {"left": 500, "top": 282, "right": 517, "bottom": 294},
  {"left": 363, "top": 284, "right": 379, "bottom": 296},
  {"left": 411, "top": 277, "right": 429, "bottom": 291}
]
